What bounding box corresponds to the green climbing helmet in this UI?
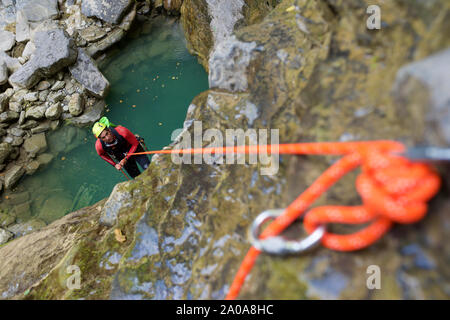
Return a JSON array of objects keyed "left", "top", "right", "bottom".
[
  {"left": 93, "top": 117, "right": 117, "bottom": 138},
  {"left": 98, "top": 116, "right": 116, "bottom": 128}
]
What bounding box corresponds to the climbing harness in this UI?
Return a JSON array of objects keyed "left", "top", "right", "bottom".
[
  {"left": 135, "top": 134, "right": 149, "bottom": 152},
  {"left": 126, "top": 141, "right": 443, "bottom": 299}
]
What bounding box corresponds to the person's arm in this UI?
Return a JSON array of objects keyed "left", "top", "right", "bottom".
[
  {"left": 116, "top": 126, "right": 139, "bottom": 161},
  {"left": 95, "top": 139, "right": 116, "bottom": 166}
]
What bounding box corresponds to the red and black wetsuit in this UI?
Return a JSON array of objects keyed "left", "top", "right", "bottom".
[{"left": 95, "top": 126, "right": 150, "bottom": 178}]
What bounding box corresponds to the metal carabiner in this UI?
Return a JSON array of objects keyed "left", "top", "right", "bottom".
[
  {"left": 249, "top": 209, "right": 325, "bottom": 255},
  {"left": 398, "top": 146, "right": 450, "bottom": 162}
]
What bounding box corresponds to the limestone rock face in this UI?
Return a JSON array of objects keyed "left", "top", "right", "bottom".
[
  {"left": 68, "top": 93, "right": 84, "bottom": 116},
  {"left": 0, "top": 206, "right": 104, "bottom": 299},
  {"left": 0, "top": 142, "right": 12, "bottom": 164},
  {"left": 99, "top": 183, "right": 132, "bottom": 227},
  {"left": 0, "top": 111, "right": 19, "bottom": 123},
  {"left": 9, "top": 29, "right": 77, "bottom": 89},
  {"left": 0, "top": 228, "right": 13, "bottom": 245},
  {"left": 0, "top": 94, "right": 9, "bottom": 112},
  {"left": 393, "top": 48, "right": 450, "bottom": 146},
  {"left": 37, "top": 193, "right": 72, "bottom": 224},
  {"left": 0, "top": 30, "right": 15, "bottom": 52},
  {"left": 69, "top": 48, "right": 109, "bottom": 98},
  {"left": 15, "top": 0, "right": 59, "bottom": 22},
  {"left": 164, "top": 0, "right": 184, "bottom": 12},
  {"left": 4, "top": 165, "right": 25, "bottom": 189},
  {"left": 25, "top": 105, "right": 47, "bottom": 120},
  {"left": 23, "top": 133, "right": 47, "bottom": 156},
  {"left": 81, "top": 0, "right": 133, "bottom": 25},
  {"left": 0, "top": 52, "right": 21, "bottom": 74},
  {"left": 0, "top": 0, "right": 449, "bottom": 301},
  {"left": 0, "top": 61, "right": 7, "bottom": 85},
  {"left": 6, "top": 219, "right": 46, "bottom": 238},
  {"left": 44, "top": 102, "right": 62, "bottom": 120},
  {"left": 84, "top": 5, "right": 137, "bottom": 56},
  {"left": 208, "top": 35, "right": 258, "bottom": 92},
  {"left": 69, "top": 99, "right": 104, "bottom": 126},
  {"left": 180, "top": 0, "right": 278, "bottom": 71},
  {"left": 78, "top": 25, "right": 107, "bottom": 43},
  {"left": 15, "top": 10, "right": 30, "bottom": 43},
  {"left": 181, "top": 0, "right": 214, "bottom": 71}
]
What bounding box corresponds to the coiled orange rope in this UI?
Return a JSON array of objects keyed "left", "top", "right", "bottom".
[{"left": 129, "top": 140, "right": 441, "bottom": 300}]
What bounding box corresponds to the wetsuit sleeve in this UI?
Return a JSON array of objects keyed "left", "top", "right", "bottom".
[
  {"left": 96, "top": 139, "right": 116, "bottom": 166},
  {"left": 116, "top": 126, "right": 139, "bottom": 160}
]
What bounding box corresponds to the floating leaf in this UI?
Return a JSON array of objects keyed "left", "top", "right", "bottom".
[
  {"left": 286, "top": 6, "right": 295, "bottom": 12},
  {"left": 114, "top": 229, "right": 126, "bottom": 243}
]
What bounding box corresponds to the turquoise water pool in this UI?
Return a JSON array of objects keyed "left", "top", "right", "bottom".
[{"left": 5, "top": 17, "right": 208, "bottom": 224}]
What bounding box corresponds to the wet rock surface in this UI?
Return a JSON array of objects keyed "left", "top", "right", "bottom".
[
  {"left": 69, "top": 48, "right": 109, "bottom": 98},
  {"left": 16, "top": 0, "right": 59, "bottom": 22},
  {"left": 81, "top": 0, "right": 133, "bottom": 25},
  {"left": 0, "top": 202, "right": 106, "bottom": 299},
  {"left": 0, "top": 227, "right": 13, "bottom": 245},
  {"left": 0, "top": 0, "right": 449, "bottom": 301},
  {"left": 9, "top": 29, "right": 78, "bottom": 89}
]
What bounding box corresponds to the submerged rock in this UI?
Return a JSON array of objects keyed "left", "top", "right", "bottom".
[
  {"left": 23, "top": 132, "right": 47, "bottom": 156},
  {"left": 4, "top": 165, "right": 25, "bottom": 189},
  {"left": 0, "top": 211, "right": 15, "bottom": 228},
  {"left": 6, "top": 219, "right": 47, "bottom": 238},
  {"left": 37, "top": 193, "right": 72, "bottom": 224}
]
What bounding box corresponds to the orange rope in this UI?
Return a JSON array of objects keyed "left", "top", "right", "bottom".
[{"left": 128, "top": 141, "right": 441, "bottom": 300}]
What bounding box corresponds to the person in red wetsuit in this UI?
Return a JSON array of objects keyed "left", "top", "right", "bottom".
[{"left": 93, "top": 122, "right": 150, "bottom": 178}]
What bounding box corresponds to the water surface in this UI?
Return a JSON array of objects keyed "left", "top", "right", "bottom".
[{"left": 2, "top": 17, "right": 208, "bottom": 225}]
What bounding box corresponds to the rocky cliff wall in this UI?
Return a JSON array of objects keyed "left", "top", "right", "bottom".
[{"left": 0, "top": 0, "right": 449, "bottom": 300}]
